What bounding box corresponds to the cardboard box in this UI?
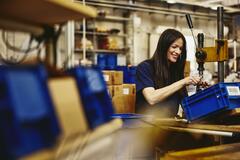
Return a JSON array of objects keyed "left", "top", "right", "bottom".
[
  {"left": 111, "top": 71, "right": 123, "bottom": 85},
  {"left": 113, "top": 85, "right": 123, "bottom": 97},
  {"left": 122, "top": 84, "right": 136, "bottom": 95},
  {"left": 102, "top": 70, "right": 123, "bottom": 85},
  {"left": 184, "top": 61, "right": 190, "bottom": 77},
  {"left": 112, "top": 95, "right": 136, "bottom": 113},
  {"left": 48, "top": 77, "right": 88, "bottom": 137},
  {"left": 184, "top": 72, "right": 190, "bottom": 77},
  {"left": 102, "top": 70, "right": 112, "bottom": 85},
  {"left": 107, "top": 85, "right": 114, "bottom": 98}
]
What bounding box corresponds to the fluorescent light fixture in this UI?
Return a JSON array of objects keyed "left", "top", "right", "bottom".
[
  {"left": 167, "top": 0, "right": 176, "bottom": 4},
  {"left": 210, "top": 5, "right": 222, "bottom": 10},
  {"left": 210, "top": 6, "right": 218, "bottom": 10}
]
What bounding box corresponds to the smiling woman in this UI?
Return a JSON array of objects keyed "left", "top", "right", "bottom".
[
  {"left": 167, "top": 38, "right": 183, "bottom": 63},
  {"left": 135, "top": 28, "right": 205, "bottom": 118}
]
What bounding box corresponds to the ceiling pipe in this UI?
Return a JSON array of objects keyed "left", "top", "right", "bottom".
[{"left": 75, "top": 0, "right": 232, "bottom": 20}]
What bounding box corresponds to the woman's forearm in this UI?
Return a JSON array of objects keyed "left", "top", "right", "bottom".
[
  {"left": 152, "top": 79, "right": 186, "bottom": 103},
  {"left": 143, "top": 75, "right": 202, "bottom": 105},
  {"left": 143, "top": 79, "right": 186, "bottom": 105}
]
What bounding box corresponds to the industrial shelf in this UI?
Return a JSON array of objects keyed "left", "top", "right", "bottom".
[
  {"left": 96, "top": 15, "right": 131, "bottom": 22},
  {"left": 0, "top": 0, "right": 97, "bottom": 26},
  {"left": 75, "top": 48, "right": 128, "bottom": 54},
  {"left": 75, "top": 30, "right": 128, "bottom": 37}
]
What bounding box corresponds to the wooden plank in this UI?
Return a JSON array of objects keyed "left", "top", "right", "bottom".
[
  {"left": 151, "top": 118, "right": 240, "bottom": 133},
  {"left": 0, "top": 0, "right": 97, "bottom": 26},
  {"left": 202, "top": 152, "right": 240, "bottom": 160},
  {"left": 225, "top": 108, "right": 240, "bottom": 116},
  {"left": 164, "top": 143, "right": 240, "bottom": 160}
]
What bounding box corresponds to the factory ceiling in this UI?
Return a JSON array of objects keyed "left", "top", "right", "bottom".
[
  {"left": 162, "top": 0, "right": 240, "bottom": 14},
  {"left": 82, "top": 0, "right": 240, "bottom": 15}
]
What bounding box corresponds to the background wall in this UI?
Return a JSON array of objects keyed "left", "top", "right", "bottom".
[{"left": 132, "top": 11, "right": 219, "bottom": 74}]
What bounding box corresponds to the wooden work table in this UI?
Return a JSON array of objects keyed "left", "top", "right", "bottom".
[
  {"left": 163, "top": 142, "right": 240, "bottom": 160},
  {"left": 142, "top": 118, "right": 240, "bottom": 137}
]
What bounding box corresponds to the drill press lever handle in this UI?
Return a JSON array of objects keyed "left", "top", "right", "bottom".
[{"left": 186, "top": 14, "right": 193, "bottom": 29}]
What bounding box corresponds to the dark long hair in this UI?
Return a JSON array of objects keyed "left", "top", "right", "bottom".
[{"left": 151, "top": 29, "right": 187, "bottom": 94}]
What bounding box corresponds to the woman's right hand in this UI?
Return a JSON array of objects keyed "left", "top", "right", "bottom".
[{"left": 184, "top": 75, "right": 202, "bottom": 86}]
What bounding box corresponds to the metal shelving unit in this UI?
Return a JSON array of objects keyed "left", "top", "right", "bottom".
[
  {"left": 74, "top": 14, "right": 132, "bottom": 65},
  {"left": 75, "top": 30, "right": 128, "bottom": 37},
  {"left": 75, "top": 48, "right": 128, "bottom": 53},
  {"left": 0, "top": 1, "right": 124, "bottom": 159}
]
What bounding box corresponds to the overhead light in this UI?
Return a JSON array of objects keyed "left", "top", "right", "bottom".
[
  {"left": 210, "top": 6, "right": 218, "bottom": 10},
  {"left": 210, "top": 5, "right": 223, "bottom": 10},
  {"left": 167, "top": 0, "right": 176, "bottom": 4}
]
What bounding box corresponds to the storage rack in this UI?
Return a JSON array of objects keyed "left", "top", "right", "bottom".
[
  {"left": 74, "top": 14, "right": 131, "bottom": 64},
  {"left": 0, "top": 0, "right": 123, "bottom": 159}
]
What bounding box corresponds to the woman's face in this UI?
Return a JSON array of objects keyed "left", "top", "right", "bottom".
[{"left": 167, "top": 38, "right": 183, "bottom": 63}]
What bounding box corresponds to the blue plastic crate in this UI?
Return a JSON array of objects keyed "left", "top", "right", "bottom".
[
  {"left": 111, "top": 113, "right": 153, "bottom": 128},
  {"left": 127, "top": 66, "right": 137, "bottom": 84},
  {"left": 182, "top": 82, "right": 240, "bottom": 121},
  {"left": 116, "top": 65, "right": 136, "bottom": 84},
  {"left": 0, "top": 65, "right": 60, "bottom": 158},
  {"left": 97, "top": 53, "right": 117, "bottom": 70},
  {"left": 68, "top": 66, "right": 114, "bottom": 129},
  {"left": 106, "top": 54, "right": 117, "bottom": 69},
  {"left": 97, "top": 54, "right": 107, "bottom": 69}
]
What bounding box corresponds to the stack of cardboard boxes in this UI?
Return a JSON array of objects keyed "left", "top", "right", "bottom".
[
  {"left": 184, "top": 61, "right": 190, "bottom": 77},
  {"left": 101, "top": 61, "right": 188, "bottom": 113},
  {"left": 102, "top": 70, "right": 136, "bottom": 113}
]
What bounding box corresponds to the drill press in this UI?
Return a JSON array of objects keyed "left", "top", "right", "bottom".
[
  {"left": 195, "top": 33, "right": 207, "bottom": 78},
  {"left": 185, "top": 7, "right": 228, "bottom": 91}
]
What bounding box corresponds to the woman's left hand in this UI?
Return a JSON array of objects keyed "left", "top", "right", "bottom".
[{"left": 198, "top": 80, "right": 210, "bottom": 88}]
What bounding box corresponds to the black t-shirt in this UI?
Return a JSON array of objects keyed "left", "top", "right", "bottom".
[{"left": 135, "top": 59, "right": 181, "bottom": 118}]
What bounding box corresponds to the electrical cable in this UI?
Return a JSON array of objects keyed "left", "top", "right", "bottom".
[
  {"left": 0, "top": 30, "right": 42, "bottom": 65},
  {"left": 2, "top": 31, "right": 40, "bottom": 53}
]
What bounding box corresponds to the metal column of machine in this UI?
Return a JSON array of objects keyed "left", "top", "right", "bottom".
[
  {"left": 217, "top": 7, "right": 224, "bottom": 82},
  {"left": 186, "top": 7, "right": 228, "bottom": 83}
]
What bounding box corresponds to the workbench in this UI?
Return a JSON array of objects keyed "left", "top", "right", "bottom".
[
  {"left": 163, "top": 142, "right": 240, "bottom": 160},
  {"left": 141, "top": 118, "right": 240, "bottom": 159},
  {"left": 144, "top": 118, "right": 240, "bottom": 137}
]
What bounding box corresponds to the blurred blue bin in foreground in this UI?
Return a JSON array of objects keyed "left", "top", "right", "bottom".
[
  {"left": 0, "top": 65, "right": 60, "bottom": 159},
  {"left": 68, "top": 66, "right": 114, "bottom": 129},
  {"left": 182, "top": 82, "right": 240, "bottom": 122}
]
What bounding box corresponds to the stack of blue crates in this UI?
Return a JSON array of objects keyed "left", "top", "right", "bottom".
[
  {"left": 97, "top": 53, "right": 117, "bottom": 70},
  {"left": 67, "top": 66, "right": 114, "bottom": 129},
  {"left": 116, "top": 65, "right": 136, "bottom": 84},
  {"left": 0, "top": 65, "right": 60, "bottom": 159},
  {"left": 182, "top": 82, "right": 240, "bottom": 122}
]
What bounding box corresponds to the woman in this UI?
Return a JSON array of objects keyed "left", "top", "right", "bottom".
[{"left": 136, "top": 28, "right": 205, "bottom": 118}]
